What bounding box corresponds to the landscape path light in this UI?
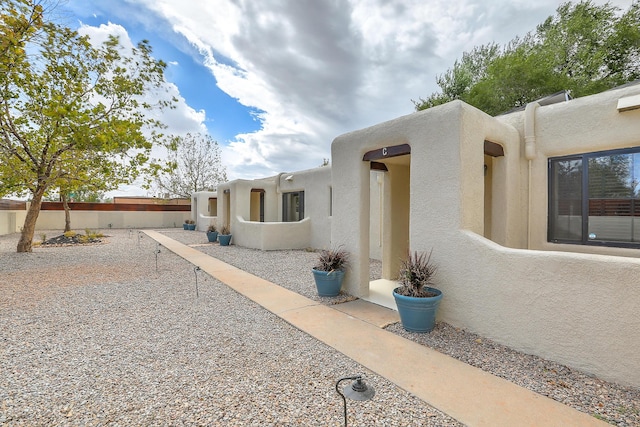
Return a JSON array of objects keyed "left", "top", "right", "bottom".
[
  {"left": 155, "top": 243, "right": 161, "bottom": 272},
  {"left": 335, "top": 375, "right": 375, "bottom": 426},
  {"left": 194, "top": 266, "right": 201, "bottom": 298}
]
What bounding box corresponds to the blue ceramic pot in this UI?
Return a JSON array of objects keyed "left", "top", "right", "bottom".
[
  {"left": 219, "top": 234, "right": 232, "bottom": 246},
  {"left": 312, "top": 269, "right": 345, "bottom": 297},
  {"left": 206, "top": 231, "right": 218, "bottom": 242},
  {"left": 393, "top": 287, "right": 442, "bottom": 333}
]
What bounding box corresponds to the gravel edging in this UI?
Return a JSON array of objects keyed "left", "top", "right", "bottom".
[{"left": 162, "top": 229, "right": 640, "bottom": 427}]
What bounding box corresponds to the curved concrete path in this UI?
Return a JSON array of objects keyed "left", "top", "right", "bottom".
[{"left": 145, "top": 230, "right": 608, "bottom": 427}]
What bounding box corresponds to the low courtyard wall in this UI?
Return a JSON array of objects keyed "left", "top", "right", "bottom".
[{"left": 0, "top": 201, "right": 191, "bottom": 235}]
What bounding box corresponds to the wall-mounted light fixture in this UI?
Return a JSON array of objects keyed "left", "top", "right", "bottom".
[
  {"left": 285, "top": 175, "right": 294, "bottom": 181},
  {"left": 335, "top": 375, "right": 375, "bottom": 426}
]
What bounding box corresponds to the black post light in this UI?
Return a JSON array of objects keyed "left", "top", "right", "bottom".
[
  {"left": 194, "top": 266, "right": 201, "bottom": 298},
  {"left": 335, "top": 375, "right": 375, "bottom": 427},
  {"left": 155, "top": 243, "right": 161, "bottom": 272}
]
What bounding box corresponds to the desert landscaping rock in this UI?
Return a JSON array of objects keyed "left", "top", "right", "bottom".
[
  {"left": 163, "top": 229, "right": 640, "bottom": 426},
  {"left": 1, "top": 229, "right": 459, "bottom": 426},
  {"left": 1, "top": 229, "right": 638, "bottom": 426}
]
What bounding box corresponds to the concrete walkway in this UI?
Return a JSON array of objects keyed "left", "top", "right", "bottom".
[{"left": 145, "top": 230, "right": 608, "bottom": 427}]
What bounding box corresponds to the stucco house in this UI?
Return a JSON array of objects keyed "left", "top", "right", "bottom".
[{"left": 194, "top": 82, "right": 640, "bottom": 387}]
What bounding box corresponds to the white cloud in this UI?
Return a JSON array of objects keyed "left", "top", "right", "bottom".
[
  {"left": 77, "top": 22, "right": 206, "bottom": 137},
  {"left": 77, "top": 0, "right": 628, "bottom": 181},
  {"left": 76, "top": 21, "right": 207, "bottom": 196}
]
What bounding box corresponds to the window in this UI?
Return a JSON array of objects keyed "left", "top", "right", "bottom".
[
  {"left": 283, "top": 191, "right": 304, "bottom": 222},
  {"left": 549, "top": 147, "right": 640, "bottom": 248}
]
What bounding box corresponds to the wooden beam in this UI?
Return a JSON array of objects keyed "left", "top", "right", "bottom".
[
  {"left": 484, "top": 140, "right": 504, "bottom": 157},
  {"left": 363, "top": 144, "right": 411, "bottom": 161}
]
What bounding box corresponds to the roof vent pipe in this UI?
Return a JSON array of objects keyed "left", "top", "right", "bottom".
[{"left": 524, "top": 101, "right": 539, "bottom": 160}]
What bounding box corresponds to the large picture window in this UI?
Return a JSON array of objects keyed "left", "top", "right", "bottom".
[
  {"left": 549, "top": 147, "right": 640, "bottom": 248},
  {"left": 282, "top": 191, "right": 304, "bottom": 222}
]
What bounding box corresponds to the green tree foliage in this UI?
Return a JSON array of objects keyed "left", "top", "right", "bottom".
[
  {"left": 152, "top": 133, "right": 228, "bottom": 199},
  {"left": 415, "top": 1, "right": 640, "bottom": 115},
  {"left": 0, "top": 13, "right": 175, "bottom": 252},
  {"left": 0, "top": 0, "right": 43, "bottom": 76},
  {"left": 414, "top": 43, "right": 500, "bottom": 110},
  {"left": 588, "top": 155, "right": 634, "bottom": 198}
]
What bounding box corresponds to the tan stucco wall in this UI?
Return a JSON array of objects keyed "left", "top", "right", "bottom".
[
  {"left": 497, "top": 83, "right": 640, "bottom": 258},
  {"left": 236, "top": 217, "right": 312, "bottom": 250},
  {"left": 331, "top": 95, "right": 640, "bottom": 387},
  {"left": 33, "top": 210, "right": 188, "bottom": 230},
  {"left": 0, "top": 210, "right": 26, "bottom": 235},
  {"left": 204, "top": 83, "right": 640, "bottom": 386},
  {"left": 217, "top": 169, "right": 332, "bottom": 250},
  {"left": 193, "top": 191, "right": 218, "bottom": 231},
  {"left": 278, "top": 167, "right": 332, "bottom": 249}
]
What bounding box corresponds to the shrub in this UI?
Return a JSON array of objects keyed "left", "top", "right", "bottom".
[
  {"left": 84, "top": 229, "right": 104, "bottom": 239},
  {"left": 220, "top": 225, "right": 230, "bottom": 235},
  {"left": 207, "top": 224, "right": 217, "bottom": 233}
]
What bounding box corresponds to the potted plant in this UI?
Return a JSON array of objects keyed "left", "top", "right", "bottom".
[
  {"left": 206, "top": 224, "right": 218, "bottom": 243},
  {"left": 218, "top": 225, "right": 232, "bottom": 246},
  {"left": 184, "top": 219, "right": 196, "bottom": 230},
  {"left": 312, "top": 247, "right": 349, "bottom": 297},
  {"left": 393, "top": 250, "right": 442, "bottom": 333}
]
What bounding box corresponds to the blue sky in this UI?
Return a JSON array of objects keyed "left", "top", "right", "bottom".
[
  {"left": 57, "top": 0, "right": 632, "bottom": 196},
  {"left": 59, "top": 1, "right": 262, "bottom": 145}
]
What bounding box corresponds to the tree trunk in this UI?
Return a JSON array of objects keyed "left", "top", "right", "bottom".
[
  {"left": 17, "top": 185, "right": 46, "bottom": 253},
  {"left": 62, "top": 192, "right": 71, "bottom": 232}
]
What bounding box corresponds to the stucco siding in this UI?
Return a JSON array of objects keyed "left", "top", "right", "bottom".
[
  {"left": 33, "top": 210, "right": 188, "bottom": 230},
  {"left": 436, "top": 230, "right": 640, "bottom": 387},
  {"left": 204, "top": 83, "right": 640, "bottom": 387},
  {"left": 0, "top": 211, "right": 25, "bottom": 235},
  {"left": 498, "top": 83, "right": 640, "bottom": 258},
  {"left": 331, "top": 89, "right": 640, "bottom": 387},
  {"left": 214, "top": 169, "right": 331, "bottom": 250}
]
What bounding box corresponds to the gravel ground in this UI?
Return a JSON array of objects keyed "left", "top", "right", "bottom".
[
  {"left": 164, "top": 229, "right": 640, "bottom": 427},
  {"left": 1, "top": 229, "right": 459, "bottom": 426},
  {"left": 1, "top": 229, "right": 639, "bottom": 426}
]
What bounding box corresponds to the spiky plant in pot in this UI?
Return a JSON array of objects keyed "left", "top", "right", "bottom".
[
  {"left": 314, "top": 247, "right": 349, "bottom": 273},
  {"left": 396, "top": 250, "right": 438, "bottom": 297}
]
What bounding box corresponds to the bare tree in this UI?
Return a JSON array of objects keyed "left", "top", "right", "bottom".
[{"left": 154, "top": 133, "right": 228, "bottom": 198}]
